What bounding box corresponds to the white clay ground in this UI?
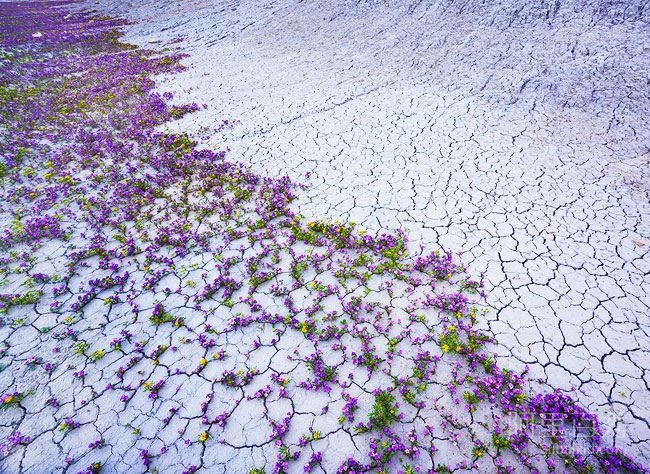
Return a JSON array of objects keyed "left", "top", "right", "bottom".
[
  {"left": 83, "top": 0, "right": 650, "bottom": 461},
  {"left": 3, "top": 0, "right": 649, "bottom": 471}
]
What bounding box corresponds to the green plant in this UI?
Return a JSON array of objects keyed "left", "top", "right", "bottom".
[{"left": 368, "top": 391, "right": 399, "bottom": 430}]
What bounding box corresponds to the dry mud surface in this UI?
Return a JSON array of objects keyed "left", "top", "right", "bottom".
[
  {"left": 95, "top": 0, "right": 650, "bottom": 458},
  {"left": 1, "top": 0, "right": 649, "bottom": 472}
]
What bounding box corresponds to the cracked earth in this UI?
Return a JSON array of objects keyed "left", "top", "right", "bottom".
[{"left": 0, "top": 1, "right": 649, "bottom": 473}]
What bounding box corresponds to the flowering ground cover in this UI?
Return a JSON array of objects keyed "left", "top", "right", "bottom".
[{"left": 0, "top": 2, "right": 647, "bottom": 473}]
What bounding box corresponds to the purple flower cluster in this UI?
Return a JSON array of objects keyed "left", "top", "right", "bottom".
[
  {"left": 0, "top": 431, "right": 31, "bottom": 456},
  {"left": 528, "top": 389, "right": 603, "bottom": 443}
]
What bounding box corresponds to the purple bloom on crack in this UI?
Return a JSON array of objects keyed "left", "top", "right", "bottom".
[
  {"left": 269, "top": 413, "right": 292, "bottom": 441},
  {"left": 0, "top": 431, "right": 31, "bottom": 456},
  {"left": 423, "top": 291, "right": 469, "bottom": 313},
  {"left": 304, "top": 451, "right": 323, "bottom": 472},
  {"left": 139, "top": 449, "right": 151, "bottom": 468}
]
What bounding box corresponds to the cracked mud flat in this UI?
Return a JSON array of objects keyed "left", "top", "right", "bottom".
[{"left": 0, "top": 1, "right": 649, "bottom": 473}]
